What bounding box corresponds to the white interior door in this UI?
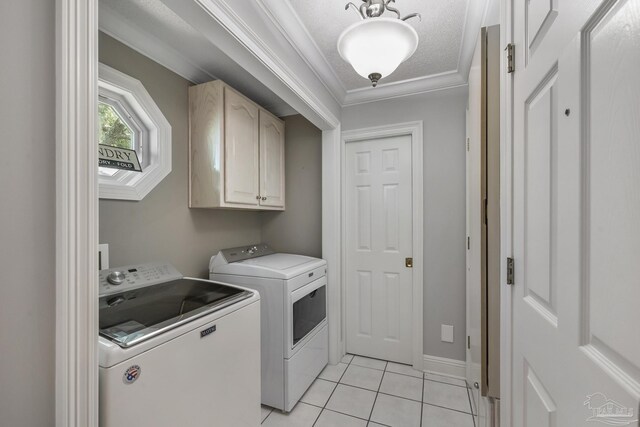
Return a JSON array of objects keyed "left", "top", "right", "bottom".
[
  {"left": 511, "top": 0, "right": 640, "bottom": 425},
  {"left": 345, "top": 135, "right": 413, "bottom": 364}
]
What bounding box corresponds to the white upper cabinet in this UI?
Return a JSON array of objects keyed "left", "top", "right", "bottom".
[
  {"left": 189, "top": 80, "right": 285, "bottom": 210},
  {"left": 224, "top": 87, "right": 260, "bottom": 206},
  {"left": 259, "top": 110, "right": 285, "bottom": 208}
]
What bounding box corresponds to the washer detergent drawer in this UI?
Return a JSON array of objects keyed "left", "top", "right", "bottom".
[
  {"left": 99, "top": 301, "right": 260, "bottom": 427},
  {"left": 284, "top": 323, "right": 328, "bottom": 412}
]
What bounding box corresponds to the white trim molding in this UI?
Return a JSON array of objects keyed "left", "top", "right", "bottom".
[
  {"left": 55, "top": 0, "right": 99, "bottom": 426},
  {"left": 193, "top": 0, "right": 341, "bottom": 129},
  {"left": 340, "top": 121, "right": 424, "bottom": 371},
  {"left": 254, "top": 0, "right": 346, "bottom": 105},
  {"left": 98, "top": 63, "right": 172, "bottom": 201},
  {"left": 423, "top": 354, "right": 468, "bottom": 378},
  {"left": 100, "top": 0, "right": 490, "bottom": 109},
  {"left": 256, "top": 0, "right": 490, "bottom": 107},
  {"left": 322, "top": 127, "right": 343, "bottom": 364},
  {"left": 99, "top": 1, "right": 320, "bottom": 121},
  {"left": 500, "top": 0, "right": 514, "bottom": 425},
  {"left": 343, "top": 71, "right": 467, "bottom": 107}
]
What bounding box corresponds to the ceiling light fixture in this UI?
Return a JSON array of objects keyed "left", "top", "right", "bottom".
[{"left": 338, "top": 0, "right": 421, "bottom": 87}]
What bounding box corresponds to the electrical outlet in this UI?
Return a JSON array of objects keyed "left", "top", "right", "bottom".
[{"left": 441, "top": 324, "right": 454, "bottom": 343}]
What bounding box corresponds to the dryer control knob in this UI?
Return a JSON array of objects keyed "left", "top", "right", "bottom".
[{"left": 107, "top": 271, "right": 126, "bottom": 286}]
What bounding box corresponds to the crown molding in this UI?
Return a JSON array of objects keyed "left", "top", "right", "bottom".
[
  {"left": 192, "top": 0, "right": 340, "bottom": 128},
  {"left": 101, "top": 0, "right": 486, "bottom": 119},
  {"left": 258, "top": 0, "right": 488, "bottom": 107},
  {"left": 343, "top": 70, "right": 467, "bottom": 106},
  {"left": 254, "top": 0, "right": 346, "bottom": 105}
]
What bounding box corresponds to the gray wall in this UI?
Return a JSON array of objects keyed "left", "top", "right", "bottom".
[
  {"left": 99, "top": 33, "right": 263, "bottom": 278},
  {"left": 261, "top": 115, "right": 322, "bottom": 258},
  {"left": 342, "top": 86, "right": 468, "bottom": 361},
  {"left": 0, "top": 1, "right": 56, "bottom": 425},
  {"left": 99, "top": 34, "right": 323, "bottom": 277}
]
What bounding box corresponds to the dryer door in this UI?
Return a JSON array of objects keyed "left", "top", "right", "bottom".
[{"left": 288, "top": 276, "right": 327, "bottom": 355}]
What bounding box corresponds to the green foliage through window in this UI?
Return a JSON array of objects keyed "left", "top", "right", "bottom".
[{"left": 99, "top": 103, "right": 133, "bottom": 149}]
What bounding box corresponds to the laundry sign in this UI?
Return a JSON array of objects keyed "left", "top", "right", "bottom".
[{"left": 98, "top": 144, "right": 142, "bottom": 172}]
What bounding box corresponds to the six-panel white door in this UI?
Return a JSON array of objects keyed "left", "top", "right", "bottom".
[
  {"left": 345, "top": 135, "right": 413, "bottom": 364},
  {"left": 511, "top": 0, "right": 640, "bottom": 425},
  {"left": 224, "top": 87, "right": 260, "bottom": 206},
  {"left": 259, "top": 110, "right": 285, "bottom": 208}
]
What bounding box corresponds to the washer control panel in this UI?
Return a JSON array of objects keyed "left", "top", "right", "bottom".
[{"left": 99, "top": 262, "right": 182, "bottom": 297}]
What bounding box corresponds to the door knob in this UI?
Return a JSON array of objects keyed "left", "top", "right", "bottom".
[{"left": 405, "top": 258, "right": 413, "bottom": 268}]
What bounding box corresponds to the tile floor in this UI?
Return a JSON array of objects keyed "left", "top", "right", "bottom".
[{"left": 260, "top": 354, "right": 476, "bottom": 427}]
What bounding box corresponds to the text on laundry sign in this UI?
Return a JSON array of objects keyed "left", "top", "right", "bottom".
[{"left": 98, "top": 145, "right": 142, "bottom": 172}]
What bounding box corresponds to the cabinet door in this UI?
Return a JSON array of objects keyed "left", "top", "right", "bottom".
[
  {"left": 224, "top": 87, "right": 259, "bottom": 206},
  {"left": 259, "top": 110, "right": 285, "bottom": 208}
]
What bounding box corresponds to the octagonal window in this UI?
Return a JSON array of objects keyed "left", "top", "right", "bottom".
[{"left": 98, "top": 63, "right": 171, "bottom": 200}]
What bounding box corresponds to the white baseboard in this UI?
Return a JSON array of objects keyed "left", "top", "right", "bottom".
[{"left": 423, "top": 354, "right": 467, "bottom": 379}]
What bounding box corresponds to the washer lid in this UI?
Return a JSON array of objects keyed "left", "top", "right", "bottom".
[
  {"left": 212, "top": 253, "right": 326, "bottom": 280},
  {"left": 99, "top": 278, "right": 252, "bottom": 348}
]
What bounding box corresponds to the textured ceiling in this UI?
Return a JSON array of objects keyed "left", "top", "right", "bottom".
[
  {"left": 101, "top": 0, "right": 483, "bottom": 108},
  {"left": 288, "top": 0, "right": 469, "bottom": 90}
]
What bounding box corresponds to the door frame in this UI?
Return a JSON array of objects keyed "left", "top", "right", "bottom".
[
  {"left": 500, "top": 0, "right": 515, "bottom": 425},
  {"left": 55, "top": 0, "right": 347, "bottom": 425},
  {"left": 340, "top": 121, "right": 424, "bottom": 370},
  {"left": 56, "top": 0, "right": 99, "bottom": 426}
]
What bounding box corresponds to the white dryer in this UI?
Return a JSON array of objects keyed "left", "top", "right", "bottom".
[
  {"left": 99, "top": 262, "right": 261, "bottom": 427},
  {"left": 210, "top": 244, "right": 328, "bottom": 412}
]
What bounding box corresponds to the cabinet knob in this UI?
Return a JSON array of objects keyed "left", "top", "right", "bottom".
[
  {"left": 261, "top": 197, "right": 267, "bottom": 201},
  {"left": 256, "top": 195, "right": 260, "bottom": 200}
]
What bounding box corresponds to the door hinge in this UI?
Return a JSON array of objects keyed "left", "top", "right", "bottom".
[
  {"left": 467, "top": 138, "right": 470, "bottom": 152},
  {"left": 506, "top": 43, "right": 515, "bottom": 73},
  {"left": 467, "top": 236, "right": 470, "bottom": 250},
  {"left": 506, "top": 257, "right": 515, "bottom": 285},
  {"left": 467, "top": 335, "right": 471, "bottom": 350}
]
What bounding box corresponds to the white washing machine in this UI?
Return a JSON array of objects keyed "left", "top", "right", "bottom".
[
  {"left": 209, "top": 244, "right": 328, "bottom": 412},
  {"left": 99, "top": 262, "right": 261, "bottom": 427}
]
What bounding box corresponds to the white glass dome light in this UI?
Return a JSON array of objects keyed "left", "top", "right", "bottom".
[
  {"left": 338, "top": 0, "right": 421, "bottom": 87},
  {"left": 338, "top": 18, "right": 419, "bottom": 87}
]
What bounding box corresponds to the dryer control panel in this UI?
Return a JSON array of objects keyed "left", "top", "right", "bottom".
[
  {"left": 99, "top": 262, "right": 182, "bottom": 297},
  {"left": 219, "top": 243, "right": 276, "bottom": 263}
]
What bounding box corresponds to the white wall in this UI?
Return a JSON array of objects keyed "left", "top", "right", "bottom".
[
  {"left": 342, "top": 86, "right": 469, "bottom": 361},
  {"left": 0, "top": 1, "right": 56, "bottom": 425}
]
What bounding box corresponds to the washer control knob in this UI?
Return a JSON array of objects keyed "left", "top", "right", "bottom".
[{"left": 107, "top": 271, "right": 126, "bottom": 286}]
